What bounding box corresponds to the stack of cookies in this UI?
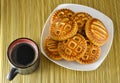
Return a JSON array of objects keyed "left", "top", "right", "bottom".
[{"left": 44, "top": 9, "right": 108, "bottom": 64}]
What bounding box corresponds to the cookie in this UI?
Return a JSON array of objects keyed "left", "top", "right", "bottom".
[
  {"left": 50, "top": 17, "right": 78, "bottom": 41},
  {"left": 58, "top": 34, "right": 87, "bottom": 61},
  {"left": 44, "top": 36, "right": 62, "bottom": 60},
  {"left": 51, "top": 9, "right": 75, "bottom": 24},
  {"left": 72, "top": 12, "right": 92, "bottom": 34},
  {"left": 76, "top": 40, "right": 101, "bottom": 64},
  {"left": 85, "top": 18, "right": 108, "bottom": 46}
]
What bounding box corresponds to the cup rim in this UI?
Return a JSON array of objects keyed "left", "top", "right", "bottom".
[{"left": 7, "top": 38, "right": 40, "bottom": 69}]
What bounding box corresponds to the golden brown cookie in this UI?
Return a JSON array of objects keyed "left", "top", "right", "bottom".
[
  {"left": 85, "top": 18, "right": 108, "bottom": 46},
  {"left": 72, "top": 12, "right": 92, "bottom": 34},
  {"left": 76, "top": 40, "right": 101, "bottom": 64},
  {"left": 50, "top": 17, "right": 78, "bottom": 41},
  {"left": 44, "top": 36, "right": 62, "bottom": 60},
  {"left": 51, "top": 9, "right": 75, "bottom": 24},
  {"left": 58, "top": 34, "right": 87, "bottom": 61}
]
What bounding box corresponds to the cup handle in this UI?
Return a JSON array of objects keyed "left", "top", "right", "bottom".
[{"left": 7, "top": 67, "right": 18, "bottom": 81}]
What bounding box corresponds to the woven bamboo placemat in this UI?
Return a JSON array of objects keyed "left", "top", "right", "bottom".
[{"left": 0, "top": 0, "right": 120, "bottom": 83}]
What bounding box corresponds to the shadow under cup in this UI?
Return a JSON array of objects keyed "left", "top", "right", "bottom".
[{"left": 7, "top": 38, "right": 40, "bottom": 80}]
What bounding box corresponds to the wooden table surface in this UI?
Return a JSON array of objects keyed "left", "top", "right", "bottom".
[{"left": 0, "top": 0, "right": 120, "bottom": 83}]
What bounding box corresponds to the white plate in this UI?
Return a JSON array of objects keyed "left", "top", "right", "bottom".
[{"left": 40, "top": 4, "right": 114, "bottom": 71}]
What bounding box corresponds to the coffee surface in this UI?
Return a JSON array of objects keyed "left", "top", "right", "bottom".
[{"left": 11, "top": 43, "right": 35, "bottom": 66}]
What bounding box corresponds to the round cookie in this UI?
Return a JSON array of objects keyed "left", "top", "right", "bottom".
[
  {"left": 85, "top": 18, "right": 108, "bottom": 46},
  {"left": 58, "top": 34, "right": 87, "bottom": 61},
  {"left": 51, "top": 9, "right": 75, "bottom": 24},
  {"left": 44, "top": 36, "right": 62, "bottom": 60},
  {"left": 76, "top": 40, "right": 101, "bottom": 64},
  {"left": 50, "top": 17, "right": 78, "bottom": 41},
  {"left": 72, "top": 12, "right": 92, "bottom": 34}
]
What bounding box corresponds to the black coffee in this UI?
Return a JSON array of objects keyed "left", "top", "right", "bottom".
[{"left": 11, "top": 43, "right": 35, "bottom": 66}]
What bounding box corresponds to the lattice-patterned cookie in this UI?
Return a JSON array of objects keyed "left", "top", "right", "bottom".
[
  {"left": 51, "top": 9, "right": 75, "bottom": 24},
  {"left": 76, "top": 40, "right": 101, "bottom": 64},
  {"left": 58, "top": 34, "right": 87, "bottom": 61},
  {"left": 72, "top": 12, "right": 92, "bottom": 34},
  {"left": 85, "top": 18, "right": 108, "bottom": 46},
  {"left": 44, "top": 36, "right": 62, "bottom": 60},
  {"left": 50, "top": 18, "right": 78, "bottom": 41}
]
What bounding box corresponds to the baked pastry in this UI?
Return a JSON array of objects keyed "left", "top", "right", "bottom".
[
  {"left": 44, "top": 36, "right": 62, "bottom": 60},
  {"left": 72, "top": 12, "right": 92, "bottom": 34},
  {"left": 58, "top": 34, "right": 87, "bottom": 61},
  {"left": 76, "top": 40, "right": 101, "bottom": 64},
  {"left": 85, "top": 18, "right": 108, "bottom": 46},
  {"left": 51, "top": 9, "right": 75, "bottom": 24},
  {"left": 50, "top": 18, "right": 78, "bottom": 41}
]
